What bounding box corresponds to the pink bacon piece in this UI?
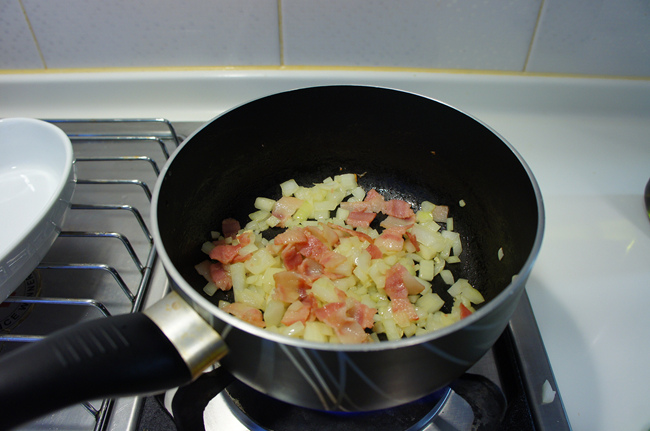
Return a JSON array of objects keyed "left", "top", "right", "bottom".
[
  {"left": 345, "top": 211, "right": 377, "bottom": 228},
  {"left": 314, "top": 298, "right": 377, "bottom": 344},
  {"left": 384, "top": 263, "right": 423, "bottom": 327},
  {"left": 222, "top": 303, "right": 266, "bottom": 328},
  {"left": 272, "top": 196, "right": 304, "bottom": 227},
  {"left": 221, "top": 218, "right": 241, "bottom": 239}
]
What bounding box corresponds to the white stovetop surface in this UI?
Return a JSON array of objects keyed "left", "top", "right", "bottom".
[{"left": 2, "top": 69, "right": 649, "bottom": 431}]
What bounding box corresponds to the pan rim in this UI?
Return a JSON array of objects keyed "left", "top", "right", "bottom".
[{"left": 151, "top": 84, "right": 545, "bottom": 352}]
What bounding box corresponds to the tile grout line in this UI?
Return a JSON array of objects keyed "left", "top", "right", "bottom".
[
  {"left": 277, "top": 0, "right": 285, "bottom": 66},
  {"left": 18, "top": 0, "right": 47, "bottom": 69},
  {"left": 523, "top": 0, "right": 545, "bottom": 72}
]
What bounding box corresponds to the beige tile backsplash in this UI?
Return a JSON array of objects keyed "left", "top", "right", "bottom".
[{"left": 1, "top": 0, "right": 648, "bottom": 77}]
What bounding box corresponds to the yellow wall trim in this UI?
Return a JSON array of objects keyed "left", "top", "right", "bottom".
[{"left": 1, "top": 64, "right": 648, "bottom": 81}]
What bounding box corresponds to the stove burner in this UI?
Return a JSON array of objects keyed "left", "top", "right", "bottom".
[
  {"left": 223, "top": 380, "right": 451, "bottom": 431},
  {"left": 0, "top": 272, "right": 40, "bottom": 341}
]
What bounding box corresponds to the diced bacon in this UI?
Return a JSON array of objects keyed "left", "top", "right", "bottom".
[
  {"left": 221, "top": 218, "right": 241, "bottom": 239},
  {"left": 339, "top": 201, "right": 370, "bottom": 212},
  {"left": 314, "top": 302, "right": 345, "bottom": 323},
  {"left": 431, "top": 205, "right": 449, "bottom": 223},
  {"left": 319, "top": 250, "right": 347, "bottom": 271},
  {"left": 364, "top": 189, "right": 385, "bottom": 213},
  {"left": 301, "top": 293, "right": 318, "bottom": 312},
  {"left": 274, "top": 227, "right": 308, "bottom": 246},
  {"left": 281, "top": 245, "right": 303, "bottom": 270},
  {"left": 223, "top": 302, "right": 266, "bottom": 328},
  {"left": 384, "top": 264, "right": 409, "bottom": 299},
  {"left": 211, "top": 231, "right": 254, "bottom": 263},
  {"left": 323, "top": 270, "right": 348, "bottom": 281},
  {"left": 209, "top": 262, "right": 233, "bottom": 291},
  {"left": 339, "top": 189, "right": 385, "bottom": 214},
  {"left": 320, "top": 224, "right": 340, "bottom": 247},
  {"left": 272, "top": 271, "right": 310, "bottom": 303},
  {"left": 291, "top": 230, "right": 348, "bottom": 272},
  {"left": 272, "top": 196, "right": 304, "bottom": 226},
  {"left": 314, "top": 300, "right": 373, "bottom": 344},
  {"left": 365, "top": 243, "right": 383, "bottom": 259},
  {"left": 265, "top": 242, "right": 283, "bottom": 256},
  {"left": 346, "top": 211, "right": 376, "bottom": 228},
  {"left": 391, "top": 298, "right": 419, "bottom": 327},
  {"left": 306, "top": 224, "right": 339, "bottom": 247},
  {"left": 348, "top": 300, "right": 377, "bottom": 329},
  {"left": 296, "top": 231, "right": 330, "bottom": 260},
  {"left": 402, "top": 271, "right": 424, "bottom": 295},
  {"left": 405, "top": 231, "right": 420, "bottom": 252},
  {"left": 337, "top": 321, "right": 371, "bottom": 344},
  {"left": 459, "top": 303, "right": 473, "bottom": 319},
  {"left": 281, "top": 300, "right": 312, "bottom": 326},
  {"left": 335, "top": 287, "right": 349, "bottom": 302},
  {"left": 232, "top": 252, "right": 252, "bottom": 263},
  {"left": 385, "top": 263, "right": 424, "bottom": 300},
  {"left": 209, "top": 243, "right": 242, "bottom": 264},
  {"left": 328, "top": 223, "right": 373, "bottom": 243},
  {"left": 297, "top": 258, "right": 324, "bottom": 281},
  {"left": 374, "top": 227, "right": 406, "bottom": 253},
  {"left": 236, "top": 230, "right": 255, "bottom": 246},
  {"left": 382, "top": 199, "right": 415, "bottom": 219},
  {"left": 380, "top": 215, "right": 415, "bottom": 229}
]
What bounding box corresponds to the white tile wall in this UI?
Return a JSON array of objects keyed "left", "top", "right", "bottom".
[
  {"left": 281, "top": 0, "right": 541, "bottom": 71},
  {"left": 527, "top": 0, "right": 650, "bottom": 77},
  {"left": 0, "top": 0, "right": 43, "bottom": 69},
  {"left": 1, "top": 0, "right": 648, "bottom": 77},
  {"left": 18, "top": 0, "right": 280, "bottom": 68}
]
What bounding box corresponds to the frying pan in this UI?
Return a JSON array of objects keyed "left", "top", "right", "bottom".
[{"left": 0, "top": 86, "right": 543, "bottom": 429}]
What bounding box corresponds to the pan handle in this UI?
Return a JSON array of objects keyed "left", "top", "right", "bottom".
[{"left": 0, "top": 291, "right": 227, "bottom": 430}]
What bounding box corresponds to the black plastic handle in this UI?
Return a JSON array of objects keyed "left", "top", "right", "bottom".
[{"left": 0, "top": 312, "right": 192, "bottom": 430}]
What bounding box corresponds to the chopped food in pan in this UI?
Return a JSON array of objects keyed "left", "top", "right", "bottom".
[{"left": 195, "top": 174, "right": 484, "bottom": 344}]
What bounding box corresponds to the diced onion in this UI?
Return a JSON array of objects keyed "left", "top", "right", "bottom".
[
  {"left": 203, "top": 282, "right": 218, "bottom": 296},
  {"left": 418, "top": 259, "right": 435, "bottom": 281},
  {"left": 440, "top": 269, "right": 455, "bottom": 285},
  {"left": 280, "top": 179, "right": 299, "bottom": 196},
  {"left": 201, "top": 241, "right": 216, "bottom": 255},
  {"left": 264, "top": 299, "right": 285, "bottom": 327},
  {"left": 255, "top": 197, "right": 276, "bottom": 211},
  {"left": 541, "top": 380, "right": 556, "bottom": 404}
]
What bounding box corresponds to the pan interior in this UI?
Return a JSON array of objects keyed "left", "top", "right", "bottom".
[{"left": 156, "top": 86, "right": 539, "bottom": 317}]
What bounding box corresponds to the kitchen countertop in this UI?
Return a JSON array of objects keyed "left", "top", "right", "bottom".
[{"left": 2, "top": 69, "right": 649, "bottom": 431}]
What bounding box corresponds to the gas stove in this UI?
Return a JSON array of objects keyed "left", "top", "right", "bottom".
[{"left": 0, "top": 117, "right": 569, "bottom": 431}]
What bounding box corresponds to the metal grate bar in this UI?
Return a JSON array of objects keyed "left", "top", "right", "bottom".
[
  {"left": 47, "top": 117, "right": 181, "bottom": 142},
  {"left": 76, "top": 156, "right": 161, "bottom": 176},
  {"left": 1, "top": 296, "right": 112, "bottom": 318},
  {"left": 71, "top": 136, "right": 172, "bottom": 159},
  {"left": 35, "top": 263, "right": 135, "bottom": 302},
  {"left": 70, "top": 203, "right": 153, "bottom": 243},
  {"left": 59, "top": 231, "right": 145, "bottom": 272},
  {"left": 76, "top": 179, "right": 153, "bottom": 201}
]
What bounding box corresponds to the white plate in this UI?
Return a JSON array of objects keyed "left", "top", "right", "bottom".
[{"left": 0, "top": 118, "right": 75, "bottom": 302}]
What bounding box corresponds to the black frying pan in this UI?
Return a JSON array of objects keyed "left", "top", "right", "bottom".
[{"left": 0, "top": 86, "right": 543, "bottom": 429}]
